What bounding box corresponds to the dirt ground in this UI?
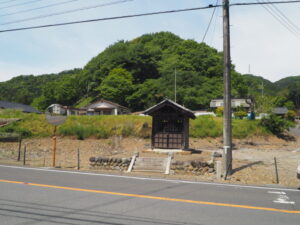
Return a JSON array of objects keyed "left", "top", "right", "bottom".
[{"left": 0, "top": 135, "right": 300, "bottom": 188}]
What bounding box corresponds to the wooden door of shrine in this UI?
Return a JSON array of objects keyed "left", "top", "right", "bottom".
[{"left": 153, "top": 116, "right": 184, "bottom": 149}]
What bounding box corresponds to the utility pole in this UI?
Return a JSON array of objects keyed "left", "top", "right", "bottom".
[
  {"left": 174, "top": 68, "right": 177, "bottom": 103},
  {"left": 223, "top": 0, "right": 232, "bottom": 177},
  {"left": 261, "top": 81, "right": 264, "bottom": 97}
]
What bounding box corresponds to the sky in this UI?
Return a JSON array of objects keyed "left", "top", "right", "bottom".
[{"left": 0, "top": 0, "right": 300, "bottom": 82}]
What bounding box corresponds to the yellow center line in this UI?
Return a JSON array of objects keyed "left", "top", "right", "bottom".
[{"left": 0, "top": 178, "right": 299, "bottom": 214}]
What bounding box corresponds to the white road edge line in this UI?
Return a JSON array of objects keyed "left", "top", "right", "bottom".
[
  {"left": 268, "top": 191, "right": 286, "bottom": 195},
  {"left": 0, "top": 165, "right": 299, "bottom": 192}
]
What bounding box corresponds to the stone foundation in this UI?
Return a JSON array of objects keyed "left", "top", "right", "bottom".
[
  {"left": 89, "top": 157, "right": 131, "bottom": 171},
  {"left": 171, "top": 160, "right": 215, "bottom": 175}
]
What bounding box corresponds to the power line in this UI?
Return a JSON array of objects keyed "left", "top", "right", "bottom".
[
  {"left": 0, "top": 0, "right": 80, "bottom": 18},
  {"left": 0, "top": 4, "right": 218, "bottom": 33},
  {"left": 0, "top": 0, "right": 133, "bottom": 26},
  {"left": 209, "top": 3, "right": 221, "bottom": 46},
  {"left": 0, "top": 0, "right": 18, "bottom": 5},
  {"left": 257, "top": 0, "right": 300, "bottom": 39},
  {"left": 0, "top": 0, "right": 44, "bottom": 10},
  {"left": 202, "top": 0, "right": 219, "bottom": 42},
  {"left": 231, "top": 0, "right": 300, "bottom": 6},
  {"left": 261, "top": 0, "right": 298, "bottom": 35},
  {"left": 1, "top": 1, "right": 300, "bottom": 33},
  {"left": 266, "top": 0, "right": 300, "bottom": 33}
]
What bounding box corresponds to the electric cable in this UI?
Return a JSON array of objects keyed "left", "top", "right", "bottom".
[
  {"left": 257, "top": 0, "right": 300, "bottom": 39},
  {"left": 0, "top": 0, "right": 80, "bottom": 18},
  {"left": 0, "top": 4, "right": 218, "bottom": 33},
  {"left": 266, "top": 0, "right": 300, "bottom": 33},
  {"left": 1, "top": 1, "right": 300, "bottom": 33},
  {"left": 0, "top": 0, "right": 133, "bottom": 26},
  {"left": 0, "top": 0, "right": 18, "bottom": 5},
  {"left": 0, "top": 0, "right": 44, "bottom": 10},
  {"left": 209, "top": 4, "right": 221, "bottom": 46},
  {"left": 202, "top": 0, "right": 219, "bottom": 42}
]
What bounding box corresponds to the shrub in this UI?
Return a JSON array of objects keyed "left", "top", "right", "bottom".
[
  {"left": 234, "top": 111, "right": 248, "bottom": 119},
  {"left": 121, "top": 122, "right": 135, "bottom": 137},
  {"left": 286, "top": 110, "right": 296, "bottom": 121},
  {"left": 59, "top": 124, "right": 97, "bottom": 140},
  {"left": 216, "top": 106, "right": 224, "bottom": 116},
  {"left": 96, "top": 127, "right": 109, "bottom": 139},
  {"left": 190, "top": 116, "right": 222, "bottom": 138},
  {"left": 260, "top": 114, "right": 292, "bottom": 135},
  {"left": 0, "top": 122, "right": 32, "bottom": 137}
]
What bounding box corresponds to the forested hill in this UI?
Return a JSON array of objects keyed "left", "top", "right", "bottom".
[
  {"left": 241, "top": 74, "right": 278, "bottom": 96},
  {"left": 0, "top": 69, "right": 81, "bottom": 106},
  {"left": 0, "top": 32, "right": 299, "bottom": 111},
  {"left": 274, "top": 76, "right": 300, "bottom": 90}
]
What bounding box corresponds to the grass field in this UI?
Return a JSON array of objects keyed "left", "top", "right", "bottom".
[{"left": 0, "top": 109, "right": 270, "bottom": 139}]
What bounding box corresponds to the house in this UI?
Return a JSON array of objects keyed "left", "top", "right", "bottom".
[
  {"left": 0, "top": 100, "right": 40, "bottom": 113},
  {"left": 48, "top": 104, "right": 66, "bottom": 115},
  {"left": 48, "top": 99, "right": 130, "bottom": 116},
  {"left": 64, "top": 106, "right": 86, "bottom": 116},
  {"left": 210, "top": 98, "right": 252, "bottom": 109},
  {"left": 83, "top": 99, "right": 130, "bottom": 115},
  {"left": 272, "top": 107, "right": 288, "bottom": 116},
  {"left": 144, "top": 99, "right": 195, "bottom": 150}
]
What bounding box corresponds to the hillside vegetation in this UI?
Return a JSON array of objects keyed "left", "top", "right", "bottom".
[{"left": 0, "top": 110, "right": 269, "bottom": 140}]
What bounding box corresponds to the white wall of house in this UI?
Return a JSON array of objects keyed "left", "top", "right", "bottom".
[
  {"left": 210, "top": 99, "right": 251, "bottom": 108},
  {"left": 49, "top": 104, "right": 66, "bottom": 115}
]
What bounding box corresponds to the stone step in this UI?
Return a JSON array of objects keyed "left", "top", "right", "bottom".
[
  {"left": 134, "top": 162, "right": 166, "bottom": 167},
  {"left": 132, "top": 157, "right": 168, "bottom": 172},
  {"left": 133, "top": 165, "right": 165, "bottom": 171},
  {"left": 133, "top": 169, "right": 164, "bottom": 173},
  {"left": 135, "top": 157, "right": 166, "bottom": 162},
  {"left": 134, "top": 162, "right": 166, "bottom": 166}
]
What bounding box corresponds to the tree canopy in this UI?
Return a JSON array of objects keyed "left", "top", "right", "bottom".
[{"left": 0, "top": 32, "right": 299, "bottom": 112}]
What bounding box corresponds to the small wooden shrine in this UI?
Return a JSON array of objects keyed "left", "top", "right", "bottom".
[{"left": 144, "top": 99, "right": 195, "bottom": 150}]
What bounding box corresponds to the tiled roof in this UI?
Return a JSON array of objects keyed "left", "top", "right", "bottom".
[
  {"left": 84, "top": 99, "right": 130, "bottom": 111},
  {"left": 143, "top": 99, "right": 195, "bottom": 119}
]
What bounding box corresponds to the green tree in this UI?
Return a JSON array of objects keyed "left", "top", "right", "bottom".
[
  {"left": 97, "top": 68, "right": 134, "bottom": 105},
  {"left": 127, "top": 79, "right": 164, "bottom": 111}
]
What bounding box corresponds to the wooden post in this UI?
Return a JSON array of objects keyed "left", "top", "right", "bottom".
[
  {"left": 77, "top": 148, "right": 80, "bottom": 170},
  {"left": 43, "top": 151, "right": 46, "bottom": 167},
  {"left": 17, "top": 134, "right": 22, "bottom": 161},
  {"left": 23, "top": 144, "right": 27, "bottom": 166},
  {"left": 274, "top": 157, "right": 279, "bottom": 184},
  {"left": 52, "top": 126, "right": 57, "bottom": 167},
  {"left": 151, "top": 116, "right": 155, "bottom": 149},
  {"left": 183, "top": 116, "right": 189, "bottom": 150}
]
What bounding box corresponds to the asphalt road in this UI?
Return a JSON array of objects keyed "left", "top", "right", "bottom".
[{"left": 0, "top": 165, "right": 299, "bottom": 225}]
